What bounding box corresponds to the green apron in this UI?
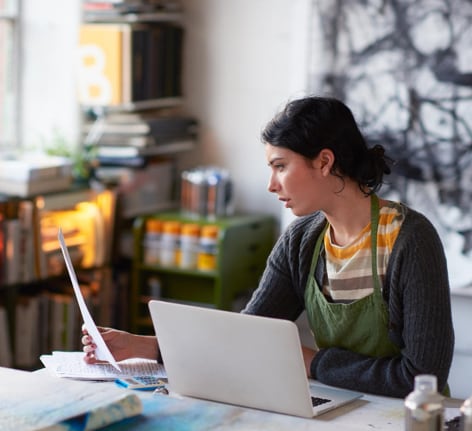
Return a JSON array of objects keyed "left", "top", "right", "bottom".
[{"left": 304, "top": 194, "right": 400, "bottom": 358}]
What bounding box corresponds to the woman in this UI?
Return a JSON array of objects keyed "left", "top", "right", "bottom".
[{"left": 82, "top": 96, "right": 454, "bottom": 398}]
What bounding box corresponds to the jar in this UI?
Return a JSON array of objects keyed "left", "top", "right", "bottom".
[
  {"left": 143, "top": 219, "right": 162, "bottom": 265},
  {"left": 197, "top": 224, "right": 219, "bottom": 271},
  {"left": 179, "top": 223, "right": 200, "bottom": 269},
  {"left": 404, "top": 374, "right": 444, "bottom": 431},
  {"left": 180, "top": 166, "right": 233, "bottom": 219},
  {"left": 160, "top": 220, "right": 181, "bottom": 266}
]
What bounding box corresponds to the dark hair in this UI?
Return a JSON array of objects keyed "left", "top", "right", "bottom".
[{"left": 261, "top": 96, "right": 392, "bottom": 194}]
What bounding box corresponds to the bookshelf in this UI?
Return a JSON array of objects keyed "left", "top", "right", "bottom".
[
  {"left": 0, "top": 186, "right": 118, "bottom": 369},
  {"left": 77, "top": 2, "right": 200, "bottom": 339},
  {"left": 78, "top": 2, "right": 197, "bottom": 214}
]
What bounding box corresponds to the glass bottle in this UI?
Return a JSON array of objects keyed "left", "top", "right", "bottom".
[{"left": 404, "top": 374, "right": 444, "bottom": 431}]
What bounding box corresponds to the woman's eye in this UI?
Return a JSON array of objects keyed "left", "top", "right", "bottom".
[{"left": 274, "top": 164, "right": 284, "bottom": 170}]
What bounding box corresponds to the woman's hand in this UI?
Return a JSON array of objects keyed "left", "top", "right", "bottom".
[
  {"left": 301, "top": 346, "right": 318, "bottom": 378},
  {"left": 81, "top": 325, "right": 159, "bottom": 364}
]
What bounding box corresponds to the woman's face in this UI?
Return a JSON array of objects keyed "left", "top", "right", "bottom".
[{"left": 265, "top": 144, "right": 332, "bottom": 216}]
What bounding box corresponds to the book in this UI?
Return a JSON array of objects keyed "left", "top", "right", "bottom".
[
  {"left": 93, "top": 134, "right": 156, "bottom": 148},
  {"left": 92, "top": 166, "right": 135, "bottom": 183},
  {"left": 120, "top": 24, "right": 132, "bottom": 104},
  {"left": 14, "top": 295, "right": 40, "bottom": 368},
  {"left": 38, "top": 187, "right": 94, "bottom": 212},
  {"left": 48, "top": 293, "right": 81, "bottom": 352},
  {"left": 147, "top": 25, "right": 166, "bottom": 99},
  {"left": 162, "top": 23, "right": 184, "bottom": 97},
  {"left": 18, "top": 200, "right": 36, "bottom": 283},
  {"left": 32, "top": 198, "right": 48, "bottom": 280},
  {"left": 96, "top": 154, "right": 148, "bottom": 168},
  {"left": 0, "top": 176, "right": 73, "bottom": 198},
  {"left": 0, "top": 155, "right": 73, "bottom": 182},
  {"left": 0, "top": 305, "right": 12, "bottom": 367},
  {"left": 37, "top": 291, "right": 51, "bottom": 356},
  {"left": 83, "top": 115, "right": 198, "bottom": 137},
  {"left": 131, "top": 26, "right": 149, "bottom": 102},
  {"left": 78, "top": 23, "right": 127, "bottom": 106},
  {"left": 3, "top": 218, "right": 21, "bottom": 284},
  {"left": 96, "top": 138, "right": 195, "bottom": 158}
]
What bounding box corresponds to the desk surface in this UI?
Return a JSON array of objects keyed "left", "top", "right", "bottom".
[
  {"left": 130, "top": 390, "right": 405, "bottom": 431},
  {"left": 0, "top": 367, "right": 463, "bottom": 431}
]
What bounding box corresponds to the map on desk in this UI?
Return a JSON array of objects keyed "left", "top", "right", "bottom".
[{"left": 0, "top": 367, "right": 143, "bottom": 431}]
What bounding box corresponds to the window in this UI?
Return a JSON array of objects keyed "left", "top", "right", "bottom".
[{"left": 0, "top": 0, "right": 20, "bottom": 150}]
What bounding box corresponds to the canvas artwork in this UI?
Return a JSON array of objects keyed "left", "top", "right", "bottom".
[{"left": 309, "top": 0, "right": 472, "bottom": 287}]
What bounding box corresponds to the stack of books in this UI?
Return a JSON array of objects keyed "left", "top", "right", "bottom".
[
  {"left": 85, "top": 110, "right": 198, "bottom": 171},
  {"left": 0, "top": 154, "right": 73, "bottom": 197}
]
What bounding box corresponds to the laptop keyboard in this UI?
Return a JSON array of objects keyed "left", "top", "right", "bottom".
[{"left": 311, "top": 396, "right": 331, "bottom": 407}]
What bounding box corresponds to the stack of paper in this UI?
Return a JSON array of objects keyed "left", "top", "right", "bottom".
[{"left": 40, "top": 351, "right": 166, "bottom": 381}]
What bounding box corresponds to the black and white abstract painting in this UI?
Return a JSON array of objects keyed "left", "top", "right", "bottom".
[{"left": 308, "top": 0, "right": 472, "bottom": 287}]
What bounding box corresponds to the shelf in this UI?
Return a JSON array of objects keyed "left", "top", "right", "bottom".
[
  {"left": 130, "top": 212, "right": 277, "bottom": 332},
  {"left": 83, "top": 11, "right": 184, "bottom": 24},
  {"left": 138, "top": 264, "right": 218, "bottom": 278},
  {"left": 121, "top": 201, "right": 177, "bottom": 220},
  {"left": 82, "top": 97, "right": 184, "bottom": 114},
  {"left": 0, "top": 187, "right": 118, "bottom": 369}
]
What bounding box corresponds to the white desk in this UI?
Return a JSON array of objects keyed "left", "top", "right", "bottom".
[
  {"left": 0, "top": 367, "right": 463, "bottom": 431},
  {"left": 138, "top": 389, "right": 405, "bottom": 431},
  {"left": 450, "top": 288, "right": 472, "bottom": 399}
]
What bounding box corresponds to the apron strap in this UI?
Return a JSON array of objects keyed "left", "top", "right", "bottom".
[{"left": 369, "top": 194, "right": 382, "bottom": 293}]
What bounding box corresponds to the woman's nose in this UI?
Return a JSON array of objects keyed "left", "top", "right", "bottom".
[{"left": 267, "top": 175, "right": 279, "bottom": 193}]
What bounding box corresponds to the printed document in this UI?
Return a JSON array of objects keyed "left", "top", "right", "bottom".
[{"left": 58, "top": 228, "right": 120, "bottom": 370}]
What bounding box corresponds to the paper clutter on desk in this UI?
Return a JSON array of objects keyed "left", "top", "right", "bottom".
[{"left": 40, "top": 351, "right": 166, "bottom": 381}]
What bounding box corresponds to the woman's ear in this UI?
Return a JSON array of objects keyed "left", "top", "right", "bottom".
[{"left": 317, "top": 149, "right": 335, "bottom": 175}]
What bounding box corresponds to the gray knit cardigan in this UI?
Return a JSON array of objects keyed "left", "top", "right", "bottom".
[{"left": 242, "top": 206, "right": 454, "bottom": 398}]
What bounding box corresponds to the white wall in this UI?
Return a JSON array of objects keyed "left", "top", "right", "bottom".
[
  {"left": 21, "top": 0, "right": 310, "bottom": 225},
  {"left": 179, "top": 0, "right": 311, "bottom": 224}
]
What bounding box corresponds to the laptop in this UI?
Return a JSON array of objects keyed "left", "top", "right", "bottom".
[{"left": 148, "top": 300, "right": 363, "bottom": 418}]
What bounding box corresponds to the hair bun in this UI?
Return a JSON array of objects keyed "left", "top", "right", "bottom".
[{"left": 369, "top": 144, "right": 391, "bottom": 175}]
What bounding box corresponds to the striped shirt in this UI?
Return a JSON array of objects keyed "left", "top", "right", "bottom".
[{"left": 323, "top": 201, "right": 405, "bottom": 303}]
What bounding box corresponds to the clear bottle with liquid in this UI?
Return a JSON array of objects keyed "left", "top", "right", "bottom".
[{"left": 404, "top": 374, "right": 444, "bottom": 431}]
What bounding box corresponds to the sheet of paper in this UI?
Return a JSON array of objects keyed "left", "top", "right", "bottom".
[{"left": 58, "top": 227, "right": 121, "bottom": 371}]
